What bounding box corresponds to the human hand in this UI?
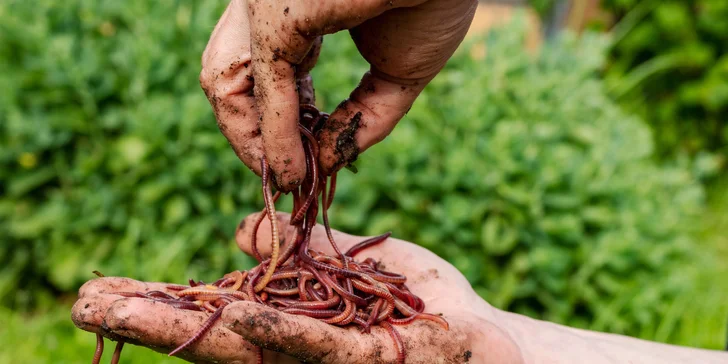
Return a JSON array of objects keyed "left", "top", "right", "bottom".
[
  {"left": 72, "top": 212, "right": 522, "bottom": 363},
  {"left": 200, "top": 0, "right": 477, "bottom": 190}
]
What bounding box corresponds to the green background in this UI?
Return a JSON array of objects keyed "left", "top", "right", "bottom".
[{"left": 0, "top": 0, "right": 726, "bottom": 362}]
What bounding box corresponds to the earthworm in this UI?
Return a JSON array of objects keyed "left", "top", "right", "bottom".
[
  {"left": 111, "top": 341, "right": 125, "bottom": 364},
  {"left": 251, "top": 192, "right": 282, "bottom": 262},
  {"left": 322, "top": 297, "right": 355, "bottom": 325},
  {"left": 326, "top": 172, "right": 337, "bottom": 210},
  {"left": 92, "top": 333, "right": 103, "bottom": 364},
  {"left": 282, "top": 308, "right": 341, "bottom": 318},
  {"left": 345, "top": 232, "right": 392, "bottom": 257},
  {"left": 382, "top": 321, "right": 406, "bottom": 364},
  {"left": 168, "top": 302, "right": 227, "bottom": 357},
  {"left": 254, "top": 157, "right": 280, "bottom": 292},
  {"left": 388, "top": 313, "right": 450, "bottom": 331},
  {"left": 362, "top": 299, "right": 383, "bottom": 333}
]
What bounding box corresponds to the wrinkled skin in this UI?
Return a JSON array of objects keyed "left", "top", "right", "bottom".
[
  {"left": 199, "top": 0, "right": 477, "bottom": 190},
  {"left": 72, "top": 212, "right": 523, "bottom": 363}
]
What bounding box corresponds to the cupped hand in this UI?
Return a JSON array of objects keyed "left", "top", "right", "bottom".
[
  {"left": 200, "top": 0, "right": 477, "bottom": 190},
  {"left": 72, "top": 212, "right": 522, "bottom": 363}
]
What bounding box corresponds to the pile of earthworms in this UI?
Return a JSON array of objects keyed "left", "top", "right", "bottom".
[{"left": 90, "top": 105, "right": 448, "bottom": 364}]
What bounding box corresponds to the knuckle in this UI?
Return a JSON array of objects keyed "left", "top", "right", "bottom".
[{"left": 199, "top": 67, "right": 216, "bottom": 95}]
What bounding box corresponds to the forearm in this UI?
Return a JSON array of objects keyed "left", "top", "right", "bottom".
[{"left": 494, "top": 309, "right": 728, "bottom": 364}]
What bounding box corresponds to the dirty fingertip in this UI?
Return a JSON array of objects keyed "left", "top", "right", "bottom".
[{"left": 222, "top": 301, "right": 359, "bottom": 363}]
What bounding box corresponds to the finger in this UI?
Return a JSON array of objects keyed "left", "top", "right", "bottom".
[
  {"left": 73, "top": 278, "right": 189, "bottom": 333},
  {"left": 235, "top": 212, "right": 366, "bottom": 258},
  {"left": 78, "top": 277, "right": 178, "bottom": 299},
  {"left": 102, "top": 298, "right": 258, "bottom": 363},
  {"left": 200, "top": 0, "right": 263, "bottom": 175},
  {"left": 246, "top": 0, "right": 424, "bottom": 190},
  {"left": 317, "top": 71, "right": 426, "bottom": 173},
  {"left": 223, "top": 300, "right": 402, "bottom": 364},
  {"left": 296, "top": 37, "right": 322, "bottom": 105},
  {"left": 317, "top": 0, "right": 477, "bottom": 174},
  {"left": 73, "top": 294, "right": 127, "bottom": 333}
]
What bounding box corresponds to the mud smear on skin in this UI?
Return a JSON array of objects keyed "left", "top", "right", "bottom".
[{"left": 332, "top": 111, "right": 362, "bottom": 171}]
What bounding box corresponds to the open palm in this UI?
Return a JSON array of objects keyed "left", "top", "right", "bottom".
[{"left": 72, "top": 212, "right": 522, "bottom": 363}]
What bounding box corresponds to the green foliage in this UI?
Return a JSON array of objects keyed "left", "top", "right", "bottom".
[
  {"left": 0, "top": 303, "right": 185, "bottom": 363},
  {"left": 0, "top": 0, "right": 716, "bottom": 357},
  {"left": 603, "top": 0, "right": 728, "bottom": 166},
  {"left": 315, "top": 24, "right": 706, "bottom": 341},
  {"left": 0, "top": 0, "right": 258, "bottom": 310}
]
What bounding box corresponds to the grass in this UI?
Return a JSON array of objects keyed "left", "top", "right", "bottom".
[
  {"left": 669, "top": 180, "right": 728, "bottom": 350},
  {"left": 0, "top": 303, "right": 185, "bottom": 364}
]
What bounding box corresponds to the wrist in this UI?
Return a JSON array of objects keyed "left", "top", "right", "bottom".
[{"left": 465, "top": 300, "right": 525, "bottom": 364}]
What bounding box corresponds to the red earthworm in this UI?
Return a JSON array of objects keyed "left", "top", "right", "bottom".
[
  {"left": 388, "top": 313, "right": 450, "bottom": 331},
  {"left": 314, "top": 254, "right": 344, "bottom": 267},
  {"left": 159, "top": 300, "right": 203, "bottom": 311},
  {"left": 246, "top": 267, "right": 264, "bottom": 304},
  {"left": 306, "top": 282, "right": 325, "bottom": 302},
  {"left": 188, "top": 279, "right": 207, "bottom": 287},
  {"left": 291, "top": 142, "right": 318, "bottom": 224},
  {"left": 92, "top": 334, "right": 103, "bottom": 364},
  {"left": 268, "top": 298, "right": 291, "bottom": 307},
  {"left": 251, "top": 191, "right": 282, "bottom": 263},
  {"left": 292, "top": 187, "right": 301, "bottom": 221},
  {"left": 321, "top": 177, "right": 347, "bottom": 265},
  {"left": 283, "top": 308, "right": 341, "bottom": 318},
  {"left": 299, "top": 247, "right": 362, "bottom": 279},
  {"left": 256, "top": 346, "right": 263, "bottom": 364},
  {"left": 168, "top": 302, "right": 228, "bottom": 357},
  {"left": 263, "top": 286, "right": 299, "bottom": 296},
  {"left": 223, "top": 270, "right": 244, "bottom": 291},
  {"left": 255, "top": 158, "right": 280, "bottom": 293},
  {"left": 166, "top": 284, "right": 189, "bottom": 291},
  {"left": 381, "top": 321, "right": 406, "bottom": 364},
  {"left": 145, "top": 290, "right": 177, "bottom": 299},
  {"left": 352, "top": 316, "right": 369, "bottom": 328},
  {"left": 178, "top": 291, "right": 246, "bottom": 302},
  {"left": 304, "top": 265, "right": 334, "bottom": 299},
  {"left": 212, "top": 276, "right": 230, "bottom": 287},
  {"left": 298, "top": 124, "right": 319, "bottom": 158},
  {"left": 317, "top": 270, "right": 367, "bottom": 306},
  {"left": 326, "top": 172, "right": 337, "bottom": 210},
  {"left": 393, "top": 297, "right": 419, "bottom": 317},
  {"left": 298, "top": 103, "right": 319, "bottom": 120},
  {"left": 203, "top": 301, "right": 217, "bottom": 312},
  {"left": 362, "top": 299, "right": 383, "bottom": 334},
  {"left": 298, "top": 272, "right": 310, "bottom": 301},
  {"left": 116, "top": 292, "right": 146, "bottom": 298},
  {"left": 345, "top": 232, "right": 393, "bottom": 257},
  {"left": 270, "top": 269, "right": 308, "bottom": 281},
  {"left": 376, "top": 301, "right": 394, "bottom": 323},
  {"left": 276, "top": 226, "right": 303, "bottom": 267},
  {"left": 351, "top": 276, "right": 395, "bottom": 308},
  {"left": 110, "top": 341, "right": 124, "bottom": 364},
  {"left": 370, "top": 270, "right": 407, "bottom": 284},
  {"left": 382, "top": 282, "right": 416, "bottom": 308},
  {"left": 322, "top": 297, "right": 355, "bottom": 325},
  {"left": 287, "top": 295, "right": 341, "bottom": 310}
]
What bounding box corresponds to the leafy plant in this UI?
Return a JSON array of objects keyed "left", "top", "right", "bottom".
[
  {"left": 0, "top": 0, "right": 713, "bottom": 353},
  {"left": 602, "top": 0, "right": 728, "bottom": 167}
]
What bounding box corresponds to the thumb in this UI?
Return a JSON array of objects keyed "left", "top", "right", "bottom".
[
  {"left": 235, "top": 212, "right": 295, "bottom": 259},
  {"left": 317, "top": 71, "right": 426, "bottom": 174},
  {"left": 222, "top": 301, "right": 400, "bottom": 363}
]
